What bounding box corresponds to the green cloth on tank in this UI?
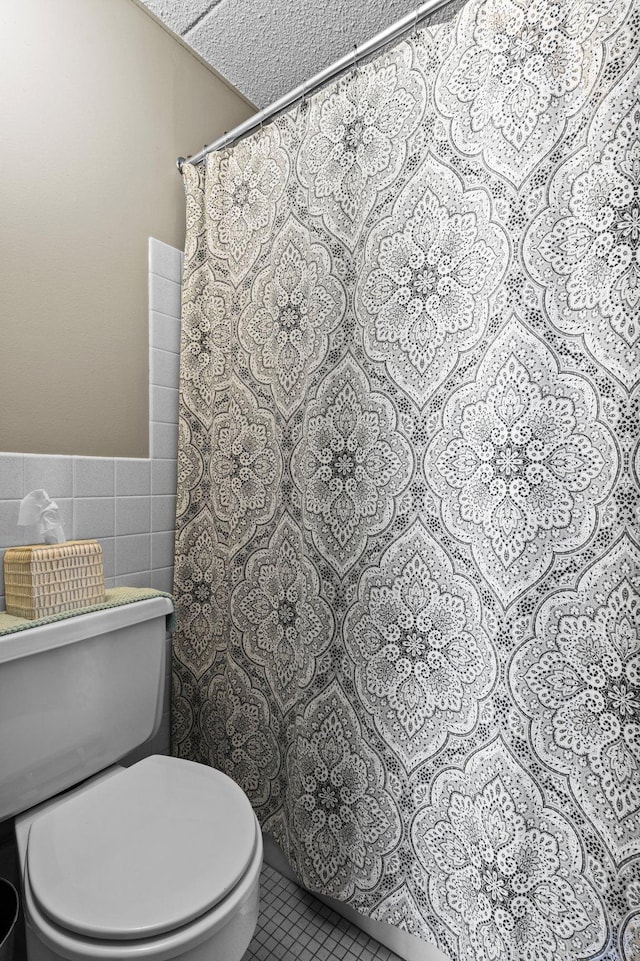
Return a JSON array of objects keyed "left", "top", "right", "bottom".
[{"left": 0, "top": 587, "right": 175, "bottom": 637}]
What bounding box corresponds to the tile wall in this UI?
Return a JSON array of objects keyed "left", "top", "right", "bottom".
[{"left": 0, "top": 238, "right": 183, "bottom": 756}]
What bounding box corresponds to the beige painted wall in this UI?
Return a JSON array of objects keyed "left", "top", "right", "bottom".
[{"left": 0, "top": 0, "right": 254, "bottom": 458}]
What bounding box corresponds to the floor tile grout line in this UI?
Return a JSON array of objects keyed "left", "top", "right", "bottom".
[{"left": 242, "top": 864, "right": 403, "bottom": 961}]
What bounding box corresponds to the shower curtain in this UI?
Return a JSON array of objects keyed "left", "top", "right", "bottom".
[{"left": 173, "top": 0, "right": 640, "bottom": 957}]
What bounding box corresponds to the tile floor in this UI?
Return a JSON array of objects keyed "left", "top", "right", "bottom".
[{"left": 242, "top": 863, "right": 403, "bottom": 961}]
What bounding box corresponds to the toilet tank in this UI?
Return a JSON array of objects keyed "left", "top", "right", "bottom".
[{"left": 0, "top": 597, "right": 173, "bottom": 822}]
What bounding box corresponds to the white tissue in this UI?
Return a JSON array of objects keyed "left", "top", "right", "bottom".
[{"left": 17, "top": 490, "right": 67, "bottom": 544}]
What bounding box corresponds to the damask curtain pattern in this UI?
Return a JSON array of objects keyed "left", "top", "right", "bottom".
[{"left": 173, "top": 1, "right": 640, "bottom": 958}]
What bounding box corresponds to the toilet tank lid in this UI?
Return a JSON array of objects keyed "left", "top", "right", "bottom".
[
  {"left": 26, "top": 755, "right": 258, "bottom": 941},
  {"left": 0, "top": 596, "right": 173, "bottom": 664}
]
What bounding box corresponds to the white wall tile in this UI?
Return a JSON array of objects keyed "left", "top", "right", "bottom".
[
  {"left": 151, "top": 567, "right": 173, "bottom": 594},
  {"left": 152, "top": 459, "right": 177, "bottom": 496},
  {"left": 150, "top": 312, "right": 181, "bottom": 354},
  {"left": 74, "top": 496, "right": 114, "bottom": 539},
  {"left": 99, "top": 537, "right": 115, "bottom": 580},
  {"left": 151, "top": 567, "right": 174, "bottom": 593},
  {"left": 73, "top": 457, "right": 115, "bottom": 497},
  {"left": 116, "top": 533, "right": 151, "bottom": 576},
  {"left": 117, "top": 570, "right": 152, "bottom": 588},
  {"left": 151, "top": 386, "right": 179, "bottom": 424},
  {"left": 149, "top": 238, "right": 183, "bottom": 284},
  {"left": 115, "top": 459, "right": 151, "bottom": 497},
  {"left": 24, "top": 455, "right": 73, "bottom": 499},
  {"left": 152, "top": 495, "right": 177, "bottom": 533},
  {"left": 149, "top": 275, "right": 181, "bottom": 317},
  {"left": 150, "top": 348, "right": 180, "bottom": 388},
  {"left": 0, "top": 455, "right": 24, "bottom": 499},
  {"left": 0, "top": 500, "right": 26, "bottom": 549},
  {"left": 152, "top": 530, "right": 175, "bottom": 570},
  {"left": 151, "top": 423, "right": 178, "bottom": 460},
  {"left": 116, "top": 496, "right": 151, "bottom": 536}
]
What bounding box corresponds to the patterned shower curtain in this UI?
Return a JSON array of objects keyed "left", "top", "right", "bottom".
[{"left": 173, "top": 0, "right": 640, "bottom": 957}]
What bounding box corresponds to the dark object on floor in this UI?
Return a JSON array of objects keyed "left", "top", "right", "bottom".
[{"left": 0, "top": 879, "right": 19, "bottom": 961}]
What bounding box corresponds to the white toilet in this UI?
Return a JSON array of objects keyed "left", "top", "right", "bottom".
[{"left": 0, "top": 598, "right": 262, "bottom": 961}]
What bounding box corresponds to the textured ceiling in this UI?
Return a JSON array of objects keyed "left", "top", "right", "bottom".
[{"left": 141, "top": 0, "right": 423, "bottom": 108}]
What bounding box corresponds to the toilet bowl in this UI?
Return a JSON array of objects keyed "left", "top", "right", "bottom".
[
  {"left": 16, "top": 756, "right": 263, "bottom": 961},
  {"left": 0, "top": 598, "right": 262, "bottom": 961}
]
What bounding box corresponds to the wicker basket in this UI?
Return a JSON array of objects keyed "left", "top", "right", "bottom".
[{"left": 3, "top": 540, "right": 105, "bottom": 620}]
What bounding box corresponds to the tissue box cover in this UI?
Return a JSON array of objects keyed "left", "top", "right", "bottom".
[{"left": 4, "top": 540, "right": 106, "bottom": 619}]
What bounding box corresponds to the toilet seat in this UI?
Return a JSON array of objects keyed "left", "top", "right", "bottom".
[
  {"left": 26, "top": 756, "right": 258, "bottom": 942},
  {"left": 22, "top": 824, "right": 263, "bottom": 961}
]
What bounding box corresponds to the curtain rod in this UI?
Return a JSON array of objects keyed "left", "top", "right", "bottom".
[{"left": 177, "top": 0, "right": 454, "bottom": 173}]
